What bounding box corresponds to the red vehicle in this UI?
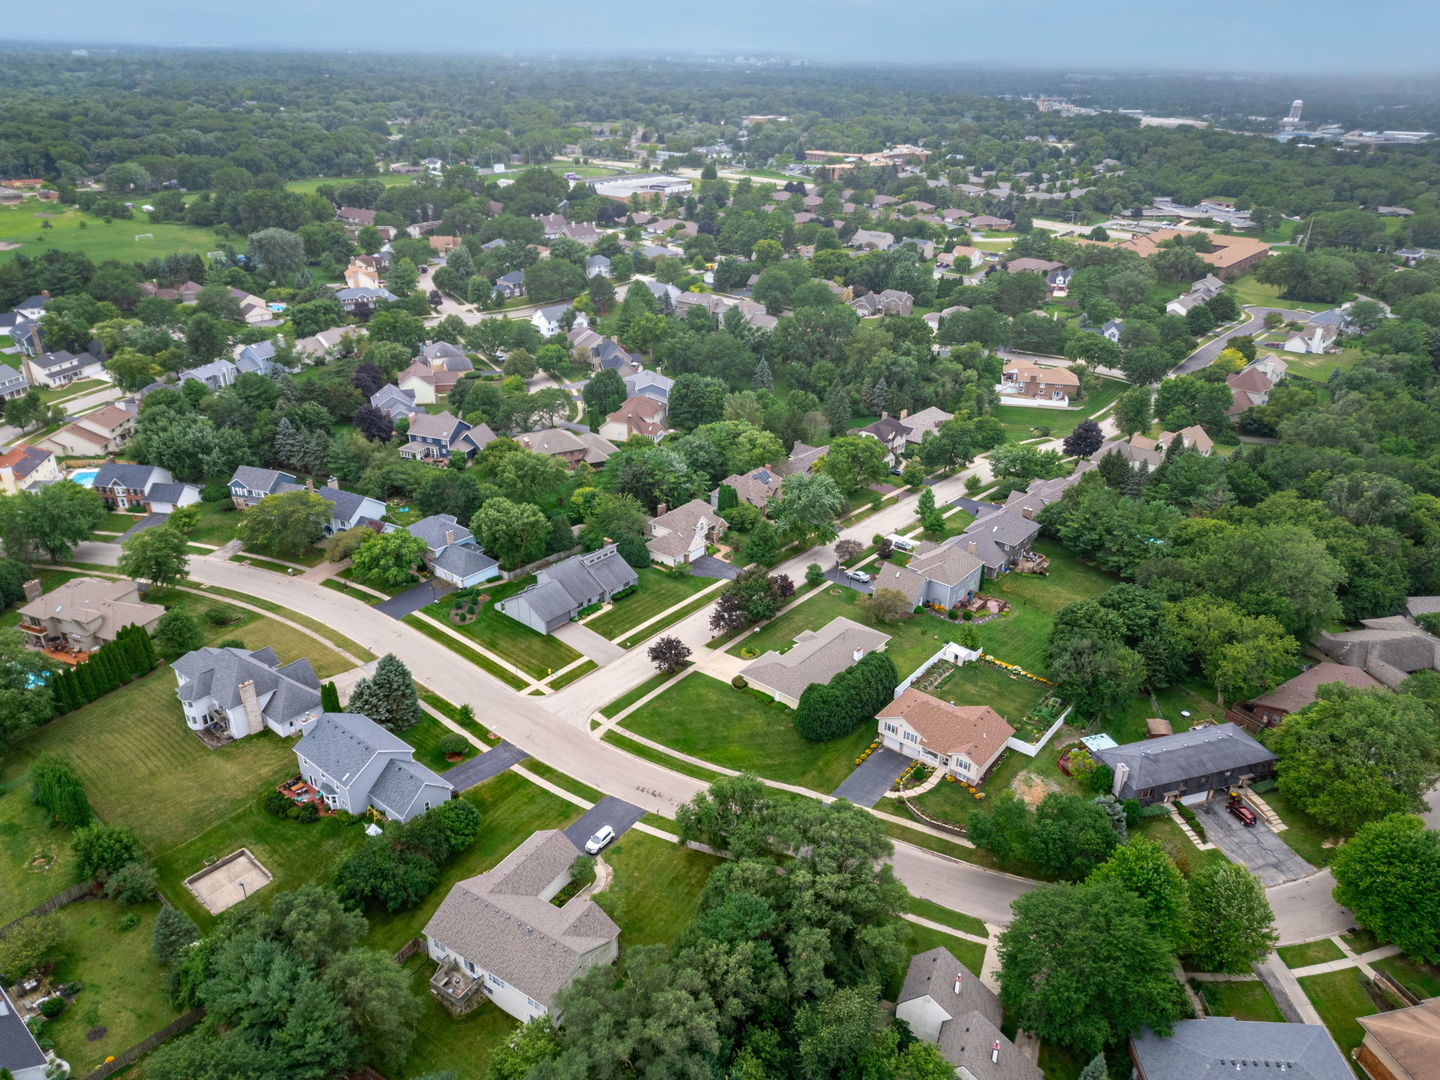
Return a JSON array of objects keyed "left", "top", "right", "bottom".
[{"left": 1227, "top": 799, "right": 1257, "bottom": 827}]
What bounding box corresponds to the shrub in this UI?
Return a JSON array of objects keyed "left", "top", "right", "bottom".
[
  {"left": 608, "top": 585, "right": 637, "bottom": 602},
  {"left": 439, "top": 732, "right": 469, "bottom": 757},
  {"left": 0, "top": 915, "right": 65, "bottom": 983},
  {"left": 731, "top": 675, "right": 748, "bottom": 689},
  {"left": 204, "top": 606, "right": 236, "bottom": 626},
  {"left": 962, "top": 610, "right": 973, "bottom": 621},
  {"left": 30, "top": 754, "right": 92, "bottom": 829},
  {"left": 117, "top": 912, "right": 140, "bottom": 932},
  {"left": 40, "top": 997, "right": 66, "bottom": 1018},
  {"left": 103, "top": 861, "right": 158, "bottom": 905},
  {"left": 261, "top": 789, "right": 292, "bottom": 816},
  {"left": 804, "top": 563, "right": 825, "bottom": 587},
  {"left": 71, "top": 823, "right": 144, "bottom": 879},
  {"left": 215, "top": 638, "right": 246, "bottom": 649},
  {"left": 948, "top": 609, "right": 959, "bottom": 620},
  {"left": 794, "top": 652, "right": 899, "bottom": 742}
]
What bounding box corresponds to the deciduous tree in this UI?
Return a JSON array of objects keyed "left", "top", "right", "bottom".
[
  {"left": 1183, "top": 862, "right": 1278, "bottom": 973},
  {"left": 1331, "top": 814, "right": 1440, "bottom": 964},
  {"left": 118, "top": 525, "right": 190, "bottom": 589}
]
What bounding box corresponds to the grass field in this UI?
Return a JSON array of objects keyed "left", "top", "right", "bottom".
[
  {"left": 1132, "top": 813, "right": 1230, "bottom": 877},
  {"left": 1225, "top": 273, "right": 1339, "bottom": 313},
  {"left": 423, "top": 578, "right": 581, "bottom": 680},
  {"left": 906, "top": 897, "right": 989, "bottom": 939},
  {"left": 887, "top": 923, "right": 986, "bottom": 1000},
  {"left": 1268, "top": 346, "right": 1368, "bottom": 382},
  {"left": 1260, "top": 788, "right": 1340, "bottom": 867},
  {"left": 396, "top": 955, "right": 518, "bottom": 1080},
  {"left": 621, "top": 673, "right": 875, "bottom": 792},
  {"left": 0, "top": 204, "right": 226, "bottom": 267},
  {"left": 0, "top": 767, "right": 84, "bottom": 923},
  {"left": 283, "top": 174, "right": 420, "bottom": 196},
  {"left": 594, "top": 831, "right": 720, "bottom": 948},
  {"left": 600, "top": 669, "right": 676, "bottom": 718},
  {"left": 584, "top": 567, "right": 715, "bottom": 641},
  {"left": 601, "top": 730, "right": 725, "bottom": 783},
  {"left": 402, "top": 614, "right": 529, "bottom": 690},
  {"left": 926, "top": 661, "right": 1051, "bottom": 728},
  {"left": 1279, "top": 939, "right": 1345, "bottom": 969},
  {"left": 1194, "top": 978, "right": 1285, "bottom": 1023},
  {"left": 11, "top": 670, "right": 299, "bottom": 851},
  {"left": 914, "top": 725, "right": 1081, "bottom": 831},
  {"left": 993, "top": 376, "right": 1128, "bottom": 442},
  {"left": 1298, "top": 968, "right": 1379, "bottom": 1062},
  {"left": 1372, "top": 954, "right": 1440, "bottom": 1000},
  {"left": 1106, "top": 679, "right": 1227, "bottom": 744},
  {"left": 42, "top": 900, "right": 181, "bottom": 1076}
]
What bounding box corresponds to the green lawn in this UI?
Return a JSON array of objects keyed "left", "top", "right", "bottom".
[
  {"left": 1132, "top": 813, "right": 1231, "bottom": 878},
  {"left": 1342, "top": 928, "right": 1382, "bottom": 955},
  {"left": 886, "top": 922, "right": 986, "bottom": 1000},
  {"left": 906, "top": 897, "right": 989, "bottom": 939},
  {"left": 1260, "top": 789, "right": 1340, "bottom": 867},
  {"left": 1279, "top": 939, "right": 1345, "bottom": 969},
  {"left": 402, "top": 613, "right": 529, "bottom": 690},
  {"left": 600, "top": 731, "right": 726, "bottom": 783},
  {"left": 396, "top": 955, "right": 518, "bottom": 1080},
  {"left": 406, "top": 713, "right": 477, "bottom": 774},
  {"left": 1195, "top": 978, "right": 1285, "bottom": 1022},
  {"left": 41, "top": 900, "right": 181, "bottom": 1076},
  {"left": 1372, "top": 955, "right": 1440, "bottom": 1000},
  {"left": 12, "top": 671, "right": 299, "bottom": 851},
  {"left": 546, "top": 659, "right": 596, "bottom": 690},
  {"left": 423, "top": 577, "right": 581, "bottom": 680},
  {"left": 622, "top": 673, "right": 876, "bottom": 793},
  {"left": 0, "top": 204, "right": 226, "bottom": 267},
  {"left": 361, "top": 771, "right": 583, "bottom": 953},
  {"left": 1298, "top": 968, "right": 1379, "bottom": 1062},
  {"left": 1037, "top": 1042, "right": 1089, "bottom": 1080},
  {"left": 337, "top": 566, "right": 414, "bottom": 597},
  {"left": 1271, "top": 346, "right": 1368, "bottom": 382},
  {"left": 0, "top": 769, "right": 84, "bottom": 924},
  {"left": 926, "top": 661, "right": 1052, "bottom": 729},
  {"left": 992, "top": 376, "right": 1128, "bottom": 443},
  {"left": 594, "top": 831, "right": 721, "bottom": 948},
  {"left": 284, "top": 174, "right": 419, "bottom": 196},
  {"left": 37, "top": 378, "right": 108, "bottom": 406},
  {"left": 1225, "top": 272, "right": 1338, "bottom": 313},
  {"left": 601, "top": 668, "right": 676, "bottom": 718},
  {"left": 584, "top": 567, "right": 716, "bottom": 641},
  {"left": 914, "top": 726, "right": 1083, "bottom": 831},
  {"left": 1106, "top": 679, "right": 1227, "bottom": 744}
]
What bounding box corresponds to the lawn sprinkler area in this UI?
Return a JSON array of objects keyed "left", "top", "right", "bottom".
[{"left": 184, "top": 847, "right": 273, "bottom": 914}]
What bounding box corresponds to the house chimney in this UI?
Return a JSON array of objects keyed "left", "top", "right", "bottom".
[
  {"left": 656, "top": 502, "right": 667, "bottom": 517},
  {"left": 880, "top": 410, "right": 888, "bottom": 420},
  {"left": 22, "top": 578, "right": 43, "bottom": 603},
  {"left": 899, "top": 409, "right": 909, "bottom": 420},
  {"left": 40, "top": 290, "right": 50, "bottom": 298},
  {"left": 853, "top": 648, "right": 865, "bottom": 662},
  {"left": 236, "top": 679, "right": 263, "bottom": 738},
  {"left": 444, "top": 529, "right": 456, "bottom": 547},
  {"left": 966, "top": 541, "right": 976, "bottom": 555},
  {"left": 325, "top": 476, "right": 339, "bottom": 489}
]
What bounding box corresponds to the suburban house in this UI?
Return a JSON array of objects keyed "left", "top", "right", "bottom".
[
  {"left": 0, "top": 362, "right": 28, "bottom": 400},
  {"left": 90, "top": 463, "right": 200, "bottom": 513},
  {"left": 532, "top": 303, "right": 587, "bottom": 339},
  {"left": 868, "top": 540, "right": 987, "bottom": 607},
  {"left": 0, "top": 985, "right": 50, "bottom": 1080},
  {"left": 1095, "top": 723, "right": 1277, "bottom": 806},
  {"left": 515, "top": 428, "right": 617, "bottom": 468},
  {"left": 1356, "top": 996, "right": 1440, "bottom": 1080},
  {"left": 712, "top": 465, "right": 784, "bottom": 510},
  {"left": 624, "top": 369, "right": 673, "bottom": 403},
  {"left": 956, "top": 507, "right": 1043, "bottom": 578},
  {"left": 970, "top": 215, "right": 1013, "bottom": 230},
  {"left": 1164, "top": 274, "right": 1226, "bottom": 316},
  {"left": 741, "top": 616, "right": 891, "bottom": 708},
  {"left": 173, "top": 645, "right": 324, "bottom": 743},
  {"left": 227, "top": 468, "right": 385, "bottom": 535},
  {"left": 401, "top": 411, "right": 494, "bottom": 464},
  {"left": 16, "top": 577, "right": 164, "bottom": 654},
  {"left": 849, "top": 289, "right": 914, "bottom": 318},
  {"left": 228, "top": 287, "right": 273, "bottom": 325},
  {"left": 1283, "top": 324, "right": 1340, "bottom": 355},
  {"left": 599, "top": 395, "right": 668, "bottom": 442},
  {"left": 849, "top": 229, "right": 896, "bottom": 251},
  {"left": 1098, "top": 425, "right": 1214, "bottom": 469},
  {"left": 496, "top": 271, "right": 525, "bottom": 299},
  {"left": 370, "top": 383, "right": 419, "bottom": 421},
  {"left": 337, "top": 206, "right": 376, "bottom": 226},
  {"left": 294, "top": 711, "right": 453, "bottom": 823},
  {"left": 645, "top": 499, "right": 726, "bottom": 567},
  {"left": 1003, "top": 257, "right": 1073, "bottom": 299},
  {"left": 344, "top": 255, "right": 385, "bottom": 290},
  {"left": 397, "top": 342, "right": 473, "bottom": 403},
  {"left": 1317, "top": 617, "right": 1440, "bottom": 688},
  {"left": 879, "top": 689, "right": 1014, "bottom": 784},
  {"left": 585, "top": 254, "right": 612, "bottom": 278},
  {"left": 998, "top": 360, "right": 1079, "bottom": 402},
  {"left": 496, "top": 544, "right": 638, "bottom": 634},
  {"left": 896, "top": 947, "right": 1039, "bottom": 1080},
  {"left": 22, "top": 347, "right": 105, "bottom": 388},
  {"left": 855, "top": 407, "right": 955, "bottom": 466},
  {"left": 235, "top": 339, "right": 288, "bottom": 377},
  {"left": 423, "top": 830, "right": 621, "bottom": 1022},
  {"left": 1225, "top": 361, "right": 1284, "bottom": 417},
  {"left": 1225, "top": 662, "right": 1383, "bottom": 734},
  {"left": 0, "top": 445, "right": 61, "bottom": 494},
  {"left": 404, "top": 513, "right": 499, "bottom": 587},
  {"left": 336, "top": 286, "right": 398, "bottom": 313},
  {"left": 1129, "top": 1017, "right": 1351, "bottom": 1080},
  {"left": 1114, "top": 229, "right": 1272, "bottom": 280},
  {"left": 294, "top": 325, "right": 361, "bottom": 363},
  {"left": 177, "top": 358, "right": 239, "bottom": 392},
  {"left": 781, "top": 441, "right": 827, "bottom": 477}
]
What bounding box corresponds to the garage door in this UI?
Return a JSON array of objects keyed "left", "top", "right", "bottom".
[{"left": 1179, "top": 790, "right": 1211, "bottom": 806}]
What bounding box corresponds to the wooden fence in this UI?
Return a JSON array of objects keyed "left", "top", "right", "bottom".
[
  {"left": 392, "top": 936, "right": 424, "bottom": 964},
  {"left": 0, "top": 880, "right": 96, "bottom": 938},
  {"left": 81, "top": 1008, "right": 205, "bottom": 1080}
]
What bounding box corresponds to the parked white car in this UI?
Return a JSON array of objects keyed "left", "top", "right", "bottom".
[
  {"left": 584, "top": 825, "right": 615, "bottom": 854},
  {"left": 846, "top": 570, "right": 872, "bottom": 584}
]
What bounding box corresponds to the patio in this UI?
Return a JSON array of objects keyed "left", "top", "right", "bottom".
[{"left": 276, "top": 775, "right": 331, "bottom": 811}]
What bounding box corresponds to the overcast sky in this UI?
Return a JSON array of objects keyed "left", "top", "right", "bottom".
[{"left": 6, "top": 0, "right": 1435, "bottom": 72}]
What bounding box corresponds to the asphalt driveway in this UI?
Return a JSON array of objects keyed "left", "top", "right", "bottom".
[
  {"left": 1193, "top": 798, "right": 1314, "bottom": 886},
  {"left": 825, "top": 567, "right": 873, "bottom": 594},
  {"left": 120, "top": 512, "right": 170, "bottom": 539},
  {"left": 690, "top": 555, "right": 740, "bottom": 580},
  {"left": 376, "top": 581, "right": 447, "bottom": 619},
  {"left": 831, "top": 747, "right": 909, "bottom": 807},
  {"left": 441, "top": 741, "right": 528, "bottom": 791},
  {"left": 564, "top": 797, "right": 645, "bottom": 853}
]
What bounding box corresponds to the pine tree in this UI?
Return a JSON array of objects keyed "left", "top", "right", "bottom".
[
  {"left": 320, "top": 682, "right": 342, "bottom": 712},
  {"left": 347, "top": 654, "right": 422, "bottom": 732},
  {"left": 751, "top": 359, "right": 773, "bottom": 390},
  {"left": 1078, "top": 1052, "right": 1106, "bottom": 1080}
]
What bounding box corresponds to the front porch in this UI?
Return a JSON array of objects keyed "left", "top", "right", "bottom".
[{"left": 430, "top": 961, "right": 487, "bottom": 1016}]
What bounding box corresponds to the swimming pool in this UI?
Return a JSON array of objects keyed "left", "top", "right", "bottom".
[{"left": 69, "top": 469, "right": 98, "bottom": 487}]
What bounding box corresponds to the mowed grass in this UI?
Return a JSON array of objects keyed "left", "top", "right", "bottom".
[
  {"left": 992, "top": 376, "right": 1128, "bottom": 442},
  {"left": 906, "top": 897, "right": 989, "bottom": 939},
  {"left": 11, "top": 671, "right": 298, "bottom": 851},
  {"left": 1271, "top": 346, "right": 1368, "bottom": 382},
  {"left": 1195, "top": 978, "right": 1285, "bottom": 1023},
  {"left": 1279, "top": 939, "right": 1345, "bottom": 969},
  {"left": 1372, "top": 954, "right": 1440, "bottom": 1000},
  {"left": 927, "top": 661, "right": 1050, "bottom": 727},
  {"left": 621, "top": 673, "right": 875, "bottom": 793},
  {"left": 424, "top": 577, "right": 581, "bottom": 680},
  {"left": 584, "top": 567, "right": 716, "bottom": 641},
  {"left": 1225, "top": 272, "right": 1337, "bottom": 313},
  {"left": 43, "top": 900, "right": 181, "bottom": 1075},
  {"left": 1297, "top": 968, "right": 1379, "bottom": 1060},
  {"left": 913, "top": 726, "right": 1083, "bottom": 831},
  {"left": 361, "top": 771, "right": 583, "bottom": 953},
  {"left": 594, "top": 831, "right": 721, "bottom": 948},
  {"left": 0, "top": 204, "right": 225, "bottom": 267},
  {"left": 1260, "top": 788, "right": 1341, "bottom": 868},
  {"left": 397, "top": 955, "right": 518, "bottom": 1080},
  {"left": 284, "top": 174, "right": 420, "bottom": 196},
  {"left": 885, "top": 922, "right": 986, "bottom": 1000}
]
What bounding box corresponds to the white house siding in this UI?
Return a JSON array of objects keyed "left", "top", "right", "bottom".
[{"left": 896, "top": 996, "right": 952, "bottom": 1044}]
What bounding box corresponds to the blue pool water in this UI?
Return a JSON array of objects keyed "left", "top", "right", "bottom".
[{"left": 69, "top": 469, "right": 98, "bottom": 487}]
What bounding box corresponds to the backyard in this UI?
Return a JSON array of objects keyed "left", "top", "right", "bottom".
[
  {"left": 0, "top": 762, "right": 83, "bottom": 923},
  {"left": 593, "top": 831, "right": 721, "bottom": 948},
  {"left": 992, "top": 375, "right": 1128, "bottom": 443},
  {"left": 396, "top": 956, "right": 518, "bottom": 1080},
  {"left": 422, "top": 577, "right": 581, "bottom": 681},
  {"left": 39, "top": 900, "right": 181, "bottom": 1076},
  {"left": 918, "top": 659, "right": 1054, "bottom": 735},
  {"left": 620, "top": 672, "right": 877, "bottom": 792},
  {"left": 912, "top": 725, "right": 1082, "bottom": 831},
  {"left": 583, "top": 567, "right": 717, "bottom": 641},
  {"left": 1193, "top": 978, "right": 1285, "bottom": 1023}
]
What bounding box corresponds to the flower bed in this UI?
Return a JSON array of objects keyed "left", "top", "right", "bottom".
[
  {"left": 854, "top": 739, "right": 882, "bottom": 766},
  {"left": 977, "top": 652, "right": 1055, "bottom": 687},
  {"left": 893, "top": 761, "right": 932, "bottom": 791}
]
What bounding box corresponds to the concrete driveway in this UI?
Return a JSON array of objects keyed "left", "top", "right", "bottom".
[
  {"left": 689, "top": 555, "right": 740, "bottom": 580},
  {"left": 553, "top": 621, "right": 625, "bottom": 666},
  {"left": 375, "top": 581, "right": 446, "bottom": 620},
  {"left": 1193, "top": 798, "right": 1314, "bottom": 886},
  {"left": 831, "top": 747, "right": 909, "bottom": 807},
  {"left": 564, "top": 797, "right": 645, "bottom": 853},
  {"left": 441, "top": 741, "right": 528, "bottom": 791}
]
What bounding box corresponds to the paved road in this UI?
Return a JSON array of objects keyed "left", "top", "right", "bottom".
[
  {"left": 442, "top": 741, "right": 529, "bottom": 791},
  {"left": 564, "top": 797, "right": 646, "bottom": 853},
  {"left": 1193, "top": 799, "right": 1314, "bottom": 886},
  {"left": 1172, "top": 306, "right": 1314, "bottom": 376},
  {"left": 1267, "top": 870, "right": 1355, "bottom": 944},
  {"left": 831, "top": 748, "right": 908, "bottom": 807}
]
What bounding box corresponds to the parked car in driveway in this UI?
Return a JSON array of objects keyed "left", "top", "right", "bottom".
[
  {"left": 584, "top": 824, "right": 615, "bottom": 853},
  {"left": 846, "top": 569, "right": 871, "bottom": 583},
  {"left": 1227, "top": 799, "right": 1257, "bottom": 826}
]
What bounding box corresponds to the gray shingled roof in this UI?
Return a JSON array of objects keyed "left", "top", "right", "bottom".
[
  {"left": 1095, "top": 724, "right": 1275, "bottom": 800},
  {"left": 424, "top": 830, "right": 620, "bottom": 1007},
  {"left": 369, "top": 757, "right": 452, "bottom": 819},
  {"left": 230, "top": 466, "right": 294, "bottom": 494},
  {"left": 296, "top": 711, "right": 414, "bottom": 786},
  {"left": 273, "top": 481, "right": 376, "bottom": 525},
  {"left": 172, "top": 646, "right": 321, "bottom": 726},
  {"left": 899, "top": 946, "right": 1001, "bottom": 1026},
  {"left": 1130, "top": 1017, "right": 1352, "bottom": 1080},
  {"left": 146, "top": 483, "right": 189, "bottom": 505},
  {"left": 408, "top": 513, "right": 472, "bottom": 551},
  {"left": 433, "top": 543, "right": 497, "bottom": 581},
  {"left": 741, "top": 617, "right": 890, "bottom": 700},
  {"left": 0, "top": 986, "right": 47, "bottom": 1074},
  {"left": 963, "top": 507, "right": 1041, "bottom": 549},
  {"left": 94, "top": 463, "right": 162, "bottom": 491}
]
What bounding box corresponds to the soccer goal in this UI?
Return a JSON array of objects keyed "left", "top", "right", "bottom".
[{"left": 133, "top": 233, "right": 154, "bottom": 241}]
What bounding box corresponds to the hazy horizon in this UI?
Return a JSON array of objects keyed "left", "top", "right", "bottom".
[{"left": 5, "top": 0, "right": 1439, "bottom": 75}]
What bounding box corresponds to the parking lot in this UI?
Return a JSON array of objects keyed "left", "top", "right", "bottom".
[{"left": 1192, "top": 798, "right": 1314, "bottom": 886}]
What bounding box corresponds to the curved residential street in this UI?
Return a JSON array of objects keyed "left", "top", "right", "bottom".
[{"left": 1172, "top": 305, "right": 1315, "bottom": 375}]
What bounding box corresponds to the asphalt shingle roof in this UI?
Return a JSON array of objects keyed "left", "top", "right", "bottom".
[
  {"left": 1129, "top": 1017, "right": 1352, "bottom": 1080},
  {"left": 297, "top": 711, "right": 414, "bottom": 786},
  {"left": 1095, "top": 724, "right": 1276, "bottom": 800},
  {"left": 172, "top": 646, "right": 322, "bottom": 728}
]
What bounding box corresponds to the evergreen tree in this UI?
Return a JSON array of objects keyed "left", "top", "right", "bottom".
[
  {"left": 751, "top": 359, "right": 773, "bottom": 390},
  {"left": 1078, "top": 1053, "right": 1107, "bottom": 1080},
  {"left": 347, "top": 654, "right": 422, "bottom": 732},
  {"left": 320, "top": 682, "right": 341, "bottom": 712}
]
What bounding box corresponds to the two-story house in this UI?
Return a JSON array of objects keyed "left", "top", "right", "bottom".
[
  {"left": 496, "top": 271, "right": 525, "bottom": 299},
  {"left": 91, "top": 462, "right": 200, "bottom": 513},
  {"left": 370, "top": 383, "right": 419, "bottom": 421},
  {"left": 294, "top": 711, "right": 453, "bottom": 822},
  {"left": 0, "top": 362, "right": 28, "bottom": 400},
  {"left": 173, "top": 645, "right": 325, "bottom": 743},
  {"left": 177, "top": 358, "right": 239, "bottom": 391},
  {"left": 400, "top": 411, "right": 495, "bottom": 464},
  {"left": 645, "top": 499, "right": 726, "bottom": 567},
  {"left": 423, "top": 830, "right": 620, "bottom": 1022},
  {"left": 0, "top": 445, "right": 62, "bottom": 494},
  {"left": 17, "top": 577, "right": 164, "bottom": 655},
  {"left": 47, "top": 404, "right": 137, "bottom": 457},
  {"left": 227, "top": 467, "right": 385, "bottom": 535},
  {"left": 878, "top": 689, "right": 1014, "bottom": 784},
  {"left": 23, "top": 347, "right": 105, "bottom": 388},
  {"left": 998, "top": 359, "right": 1079, "bottom": 402},
  {"left": 599, "top": 395, "right": 668, "bottom": 442},
  {"left": 532, "top": 303, "right": 588, "bottom": 339}
]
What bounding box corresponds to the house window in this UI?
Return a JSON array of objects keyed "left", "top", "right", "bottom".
[
  {"left": 902, "top": 731, "right": 918, "bottom": 744},
  {"left": 883, "top": 722, "right": 898, "bottom": 736},
  {"left": 489, "top": 973, "right": 506, "bottom": 988},
  {"left": 526, "top": 997, "right": 542, "bottom": 1012}
]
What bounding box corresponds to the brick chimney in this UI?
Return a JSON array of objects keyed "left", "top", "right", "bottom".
[
  {"left": 967, "top": 541, "right": 977, "bottom": 555},
  {"left": 236, "top": 679, "right": 263, "bottom": 738},
  {"left": 444, "top": 529, "right": 456, "bottom": 547},
  {"left": 899, "top": 409, "right": 909, "bottom": 420},
  {"left": 655, "top": 502, "right": 667, "bottom": 517},
  {"left": 22, "top": 578, "right": 42, "bottom": 603},
  {"left": 325, "top": 476, "right": 340, "bottom": 490}
]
